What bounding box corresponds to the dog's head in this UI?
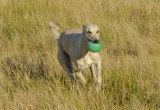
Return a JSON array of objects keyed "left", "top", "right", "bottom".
[{"left": 82, "top": 24, "right": 100, "bottom": 43}]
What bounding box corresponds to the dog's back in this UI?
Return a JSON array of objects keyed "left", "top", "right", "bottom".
[{"left": 58, "top": 28, "right": 83, "bottom": 56}]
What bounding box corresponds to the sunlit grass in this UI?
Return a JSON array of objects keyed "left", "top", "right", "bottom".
[{"left": 0, "top": 0, "right": 160, "bottom": 109}]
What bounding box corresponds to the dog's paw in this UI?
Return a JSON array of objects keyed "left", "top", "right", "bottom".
[{"left": 48, "top": 22, "right": 59, "bottom": 30}]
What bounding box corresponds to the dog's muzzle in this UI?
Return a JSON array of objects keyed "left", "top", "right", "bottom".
[
  {"left": 92, "top": 40, "right": 99, "bottom": 43},
  {"left": 89, "top": 38, "right": 99, "bottom": 43}
]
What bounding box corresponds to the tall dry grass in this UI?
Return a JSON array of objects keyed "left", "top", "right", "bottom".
[{"left": 0, "top": 0, "right": 160, "bottom": 109}]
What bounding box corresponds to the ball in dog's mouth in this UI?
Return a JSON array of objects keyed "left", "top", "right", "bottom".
[{"left": 88, "top": 41, "right": 102, "bottom": 52}]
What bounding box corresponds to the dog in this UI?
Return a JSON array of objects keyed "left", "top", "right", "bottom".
[{"left": 48, "top": 22, "right": 102, "bottom": 90}]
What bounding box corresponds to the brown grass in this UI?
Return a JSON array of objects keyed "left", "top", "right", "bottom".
[{"left": 0, "top": 0, "right": 160, "bottom": 109}]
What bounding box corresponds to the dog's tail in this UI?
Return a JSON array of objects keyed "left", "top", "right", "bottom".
[{"left": 48, "top": 22, "right": 60, "bottom": 41}]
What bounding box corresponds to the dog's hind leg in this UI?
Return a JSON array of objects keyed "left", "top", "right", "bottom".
[{"left": 57, "top": 43, "right": 74, "bottom": 80}]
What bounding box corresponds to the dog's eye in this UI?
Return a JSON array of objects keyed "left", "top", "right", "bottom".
[
  {"left": 97, "top": 31, "right": 99, "bottom": 34},
  {"left": 87, "top": 31, "right": 92, "bottom": 34}
]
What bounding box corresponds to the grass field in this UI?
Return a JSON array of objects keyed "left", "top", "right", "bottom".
[{"left": 0, "top": 0, "right": 160, "bottom": 109}]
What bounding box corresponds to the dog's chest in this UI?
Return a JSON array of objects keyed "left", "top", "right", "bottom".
[{"left": 72, "top": 52, "right": 100, "bottom": 71}]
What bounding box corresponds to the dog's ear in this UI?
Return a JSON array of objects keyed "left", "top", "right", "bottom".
[{"left": 82, "top": 25, "right": 87, "bottom": 30}]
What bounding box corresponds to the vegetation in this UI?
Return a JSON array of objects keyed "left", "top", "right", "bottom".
[{"left": 0, "top": 0, "right": 160, "bottom": 109}]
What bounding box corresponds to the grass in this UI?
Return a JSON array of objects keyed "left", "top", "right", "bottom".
[{"left": 0, "top": 0, "right": 160, "bottom": 109}]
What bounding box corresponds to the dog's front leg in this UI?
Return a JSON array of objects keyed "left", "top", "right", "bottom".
[
  {"left": 74, "top": 71, "right": 86, "bottom": 85},
  {"left": 90, "top": 60, "right": 102, "bottom": 90},
  {"left": 96, "top": 60, "right": 102, "bottom": 90},
  {"left": 90, "top": 64, "right": 97, "bottom": 84}
]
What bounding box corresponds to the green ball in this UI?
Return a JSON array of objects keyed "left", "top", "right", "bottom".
[{"left": 88, "top": 41, "right": 102, "bottom": 52}]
